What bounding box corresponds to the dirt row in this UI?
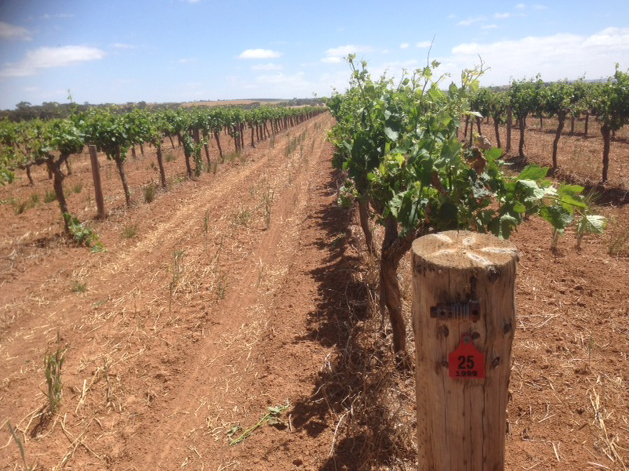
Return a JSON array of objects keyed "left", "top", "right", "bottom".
[{"left": 1, "top": 114, "right": 357, "bottom": 469}]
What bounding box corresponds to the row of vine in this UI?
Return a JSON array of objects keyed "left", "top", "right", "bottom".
[
  {"left": 467, "top": 68, "right": 629, "bottom": 182},
  {"left": 0, "top": 105, "right": 326, "bottom": 234}
]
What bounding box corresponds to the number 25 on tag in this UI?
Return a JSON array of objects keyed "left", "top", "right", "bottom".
[{"left": 449, "top": 333, "right": 485, "bottom": 379}]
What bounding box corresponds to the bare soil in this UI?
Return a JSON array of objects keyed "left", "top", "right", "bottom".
[{"left": 0, "top": 114, "right": 627, "bottom": 470}]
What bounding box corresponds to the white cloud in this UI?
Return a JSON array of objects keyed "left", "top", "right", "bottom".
[
  {"left": 326, "top": 45, "right": 373, "bottom": 57},
  {"left": 400, "top": 43, "right": 410, "bottom": 49},
  {"left": 416, "top": 41, "right": 432, "bottom": 48},
  {"left": 0, "top": 22, "right": 32, "bottom": 41},
  {"left": 515, "top": 3, "right": 525, "bottom": 9},
  {"left": 0, "top": 46, "right": 106, "bottom": 78},
  {"left": 371, "top": 60, "right": 420, "bottom": 78},
  {"left": 322, "top": 44, "right": 374, "bottom": 64},
  {"left": 482, "top": 24, "right": 499, "bottom": 30},
  {"left": 222, "top": 68, "right": 348, "bottom": 99},
  {"left": 41, "top": 13, "right": 74, "bottom": 20},
  {"left": 494, "top": 12, "right": 511, "bottom": 19},
  {"left": 532, "top": 4, "right": 547, "bottom": 9},
  {"left": 251, "top": 63, "right": 283, "bottom": 71},
  {"left": 441, "top": 27, "right": 629, "bottom": 86},
  {"left": 178, "top": 57, "right": 197, "bottom": 64},
  {"left": 256, "top": 72, "right": 305, "bottom": 85},
  {"left": 582, "top": 27, "right": 629, "bottom": 49},
  {"left": 238, "top": 49, "right": 283, "bottom": 59},
  {"left": 457, "top": 16, "right": 486, "bottom": 26},
  {"left": 113, "top": 43, "right": 136, "bottom": 49}
]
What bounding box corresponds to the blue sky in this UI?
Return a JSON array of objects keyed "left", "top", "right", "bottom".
[{"left": 0, "top": 0, "right": 628, "bottom": 109}]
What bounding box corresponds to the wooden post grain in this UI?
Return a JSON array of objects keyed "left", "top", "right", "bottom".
[
  {"left": 412, "top": 230, "right": 518, "bottom": 471},
  {"left": 88, "top": 145, "right": 106, "bottom": 219}
]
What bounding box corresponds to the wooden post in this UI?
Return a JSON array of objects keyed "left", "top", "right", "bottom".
[
  {"left": 411, "top": 230, "right": 517, "bottom": 471},
  {"left": 88, "top": 145, "right": 106, "bottom": 219},
  {"left": 506, "top": 107, "right": 512, "bottom": 153}
]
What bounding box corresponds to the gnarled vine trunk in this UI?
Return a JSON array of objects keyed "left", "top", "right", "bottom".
[
  {"left": 114, "top": 149, "right": 132, "bottom": 207},
  {"left": 570, "top": 115, "right": 576, "bottom": 134},
  {"left": 584, "top": 113, "right": 590, "bottom": 137},
  {"left": 25, "top": 165, "right": 34, "bottom": 185},
  {"left": 493, "top": 117, "right": 502, "bottom": 149},
  {"left": 379, "top": 216, "right": 416, "bottom": 361},
  {"left": 357, "top": 197, "right": 375, "bottom": 255},
  {"left": 601, "top": 125, "right": 611, "bottom": 183},
  {"left": 47, "top": 155, "right": 70, "bottom": 232},
  {"left": 518, "top": 116, "right": 527, "bottom": 159},
  {"left": 204, "top": 143, "right": 211, "bottom": 170},
  {"left": 156, "top": 145, "right": 167, "bottom": 188},
  {"left": 506, "top": 107, "right": 512, "bottom": 153},
  {"left": 179, "top": 132, "right": 193, "bottom": 178},
  {"left": 213, "top": 130, "right": 223, "bottom": 161},
  {"left": 552, "top": 116, "right": 565, "bottom": 173}
]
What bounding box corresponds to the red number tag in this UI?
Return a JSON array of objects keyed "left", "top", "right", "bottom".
[{"left": 449, "top": 333, "right": 485, "bottom": 379}]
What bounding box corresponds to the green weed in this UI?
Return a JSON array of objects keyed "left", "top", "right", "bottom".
[
  {"left": 144, "top": 183, "right": 157, "bottom": 204},
  {"left": 608, "top": 226, "right": 629, "bottom": 256},
  {"left": 12, "top": 200, "right": 29, "bottom": 215},
  {"left": 44, "top": 189, "right": 56, "bottom": 203},
  {"left": 44, "top": 348, "right": 65, "bottom": 414},
  {"left": 72, "top": 182, "right": 83, "bottom": 194},
  {"left": 122, "top": 223, "right": 138, "bottom": 239},
  {"left": 64, "top": 213, "right": 100, "bottom": 248},
  {"left": 228, "top": 403, "right": 289, "bottom": 446},
  {"left": 12, "top": 193, "right": 41, "bottom": 215},
  {"left": 233, "top": 208, "right": 251, "bottom": 227},
  {"left": 7, "top": 422, "right": 35, "bottom": 471},
  {"left": 225, "top": 151, "right": 241, "bottom": 163},
  {"left": 203, "top": 209, "right": 210, "bottom": 233},
  {"left": 71, "top": 281, "right": 87, "bottom": 293}
]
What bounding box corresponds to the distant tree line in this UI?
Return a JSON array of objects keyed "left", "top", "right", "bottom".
[
  {"left": 0, "top": 101, "right": 181, "bottom": 122},
  {"left": 1, "top": 97, "right": 327, "bottom": 122},
  {"left": 280, "top": 97, "right": 327, "bottom": 107}
]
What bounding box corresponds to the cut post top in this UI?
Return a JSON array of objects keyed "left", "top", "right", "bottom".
[{"left": 412, "top": 230, "right": 518, "bottom": 270}]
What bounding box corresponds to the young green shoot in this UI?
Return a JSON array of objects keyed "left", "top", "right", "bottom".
[{"left": 44, "top": 347, "right": 66, "bottom": 415}]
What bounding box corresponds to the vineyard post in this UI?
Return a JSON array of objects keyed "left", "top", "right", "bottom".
[
  {"left": 412, "top": 230, "right": 517, "bottom": 471},
  {"left": 88, "top": 145, "right": 106, "bottom": 218},
  {"left": 506, "top": 106, "right": 512, "bottom": 153}
]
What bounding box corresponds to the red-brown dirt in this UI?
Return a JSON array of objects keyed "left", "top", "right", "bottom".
[{"left": 0, "top": 114, "right": 627, "bottom": 470}]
